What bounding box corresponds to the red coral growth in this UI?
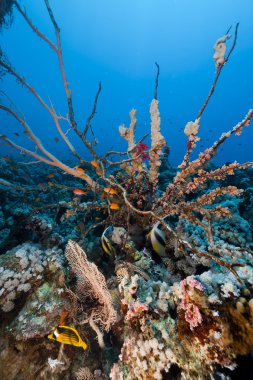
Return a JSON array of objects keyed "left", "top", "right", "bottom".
[{"left": 135, "top": 142, "right": 150, "bottom": 160}]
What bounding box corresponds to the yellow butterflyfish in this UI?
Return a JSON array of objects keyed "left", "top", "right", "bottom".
[{"left": 48, "top": 325, "right": 88, "bottom": 350}]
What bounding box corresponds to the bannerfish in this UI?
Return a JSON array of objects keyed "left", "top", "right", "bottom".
[
  {"left": 149, "top": 221, "right": 166, "bottom": 257},
  {"left": 101, "top": 226, "right": 115, "bottom": 257},
  {"left": 48, "top": 325, "right": 88, "bottom": 350}
]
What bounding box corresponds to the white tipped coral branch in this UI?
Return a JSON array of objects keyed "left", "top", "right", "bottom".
[
  {"left": 183, "top": 23, "right": 239, "bottom": 167},
  {"left": 157, "top": 110, "right": 253, "bottom": 208},
  {"left": 119, "top": 109, "right": 137, "bottom": 152},
  {"left": 183, "top": 163, "right": 253, "bottom": 196},
  {"left": 149, "top": 98, "right": 166, "bottom": 189}
]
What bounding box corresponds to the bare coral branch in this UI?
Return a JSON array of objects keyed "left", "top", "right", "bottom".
[
  {"left": 154, "top": 62, "right": 160, "bottom": 100},
  {"left": 84, "top": 81, "right": 102, "bottom": 136}
]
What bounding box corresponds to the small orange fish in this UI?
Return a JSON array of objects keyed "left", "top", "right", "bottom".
[
  {"left": 59, "top": 309, "right": 69, "bottom": 325},
  {"left": 101, "top": 192, "right": 107, "bottom": 200},
  {"left": 104, "top": 187, "right": 118, "bottom": 195},
  {"left": 74, "top": 166, "right": 85, "bottom": 174},
  {"left": 64, "top": 210, "right": 74, "bottom": 218},
  {"left": 54, "top": 137, "right": 60, "bottom": 143},
  {"left": 96, "top": 168, "right": 102, "bottom": 176},
  {"left": 1, "top": 155, "right": 12, "bottom": 162},
  {"left": 47, "top": 173, "right": 55, "bottom": 178},
  {"left": 48, "top": 181, "right": 54, "bottom": 186},
  {"left": 91, "top": 160, "right": 99, "bottom": 168},
  {"left": 73, "top": 188, "right": 86, "bottom": 195},
  {"left": 109, "top": 203, "right": 120, "bottom": 210}
]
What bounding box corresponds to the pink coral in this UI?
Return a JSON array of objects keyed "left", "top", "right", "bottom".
[
  {"left": 187, "top": 276, "right": 204, "bottom": 291},
  {"left": 184, "top": 303, "right": 202, "bottom": 330},
  {"left": 179, "top": 276, "right": 203, "bottom": 330},
  {"left": 125, "top": 300, "right": 148, "bottom": 321}
]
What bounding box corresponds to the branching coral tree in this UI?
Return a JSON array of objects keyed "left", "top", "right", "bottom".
[{"left": 0, "top": 1, "right": 253, "bottom": 280}]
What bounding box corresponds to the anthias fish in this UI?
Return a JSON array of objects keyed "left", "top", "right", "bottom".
[
  {"left": 73, "top": 188, "right": 86, "bottom": 195},
  {"left": 74, "top": 166, "right": 85, "bottom": 174},
  {"left": 48, "top": 325, "right": 88, "bottom": 350},
  {"left": 109, "top": 202, "right": 120, "bottom": 210},
  {"left": 104, "top": 187, "right": 118, "bottom": 195},
  {"left": 91, "top": 160, "right": 102, "bottom": 175}
]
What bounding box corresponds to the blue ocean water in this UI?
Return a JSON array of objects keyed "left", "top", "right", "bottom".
[{"left": 1, "top": 0, "right": 253, "bottom": 166}]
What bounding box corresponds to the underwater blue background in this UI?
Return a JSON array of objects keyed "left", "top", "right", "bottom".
[{"left": 1, "top": 0, "right": 253, "bottom": 166}]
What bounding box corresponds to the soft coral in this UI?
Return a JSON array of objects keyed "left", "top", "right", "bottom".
[{"left": 135, "top": 142, "right": 150, "bottom": 161}]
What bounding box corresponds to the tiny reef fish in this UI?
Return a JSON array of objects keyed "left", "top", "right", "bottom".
[
  {"left": 90, "top": 160, "right": 99, "bottom": 168},
  {"left": 109, "top": 202, "right": 120, "bottom": 210},
  {"left": 91, "top": 160, "right": 102, "bottom": 175},
  {"left": 54, "top": 137, "right": 59, "bottom": 142},
  {"left": 149, "top": 221, "right": 166, "bottom": 257},
  {"left": 48, "top": 325, "right": 88, "bottom": 350},
  {"left": 73, "top": 188, "right": 86, "bottom": 195},
  {"left": 1, "top": 155, "right": 12, "bottom": 162},
  {"left": 101, "top": 226, "right": 115, "bottom": 257},
  {"left": 103, "top": 187, "right": 118, "bottom": 195},
  {"left": 74, "top": 166, "right": 85, "bottom": 174},
  {"left": 64, "top": 210, "right": 74, "bottom": 218},
  {"left": 95, "top": 168, "right": 102, "bottom": 176},
  {"left": 47, "top": 173, "right": 55, "bottom": 178}
]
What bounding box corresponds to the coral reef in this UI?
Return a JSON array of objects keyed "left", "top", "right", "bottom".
[
  {"left": 0, "top": 3, "right": 252, "bottom": 380},
  {"left": 0, "top": 242, "right": 64, "bottom": 313}
]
